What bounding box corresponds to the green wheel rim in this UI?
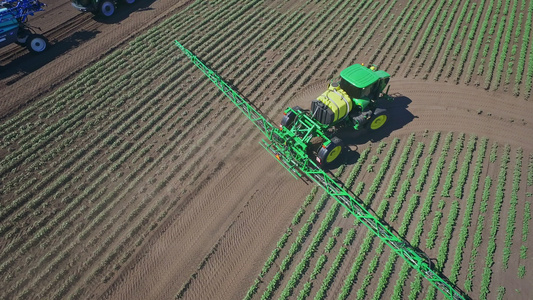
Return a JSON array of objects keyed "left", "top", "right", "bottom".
[{"left": 370, "top": 115, "right": 387, "bottom": 130}]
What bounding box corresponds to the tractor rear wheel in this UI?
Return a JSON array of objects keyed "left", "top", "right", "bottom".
[
  {"left": 316, "top": 137, "right": 343, "bottom": 167},
  {"left": 280, "top": 106, "right": 302, "bottom": 130},
  {"left": 368, "top": 108, "right": 388, "bottom": 131},
  {"left": 26, "top": 34, "right": 48, "bottom": 53}
]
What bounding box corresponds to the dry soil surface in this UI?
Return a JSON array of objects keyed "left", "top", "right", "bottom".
[{"left": 1, "top": 1, "right": 533, "bottom": 300}]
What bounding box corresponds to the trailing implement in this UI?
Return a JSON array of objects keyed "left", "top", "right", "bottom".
[
  {"left": 174, "top": 41, "right": 466, "bottom": 300},
  {"left": 0, "top": 0, "right": 48, "bottom": 53}
]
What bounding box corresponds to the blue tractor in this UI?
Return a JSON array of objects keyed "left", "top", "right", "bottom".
[{"left": 0, "top": 0, "right": 47, "bottom": 53}]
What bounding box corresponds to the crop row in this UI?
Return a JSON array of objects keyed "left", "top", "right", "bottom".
[
  {"left": 352, "top": 196, "right": 394, "bottom": 299},
  {"left": 453, "top": 1, "right": 480, "bottom": 83},
  {"left": 454, "top": 135, "right": 478, "bottom": 199},
  {"left": 369, "top": 0, "right": 417, "bottom": 67},
  {"left": 278, "top": 202, "right": 341, "bottom": 300},
  {"left": 400, "top": 132, "right": 465, "bottom": 298},
  {"left": 496, "top": 0, "right": 518, "bottom": 88},
  {"left": 423, "top": 0, "right": 463, "bottom": 79},
  {"left": 313, "top": 231, "right": 349, "bottom": 299},
  {"left": 257, "top": 165, "right": 347, "bottom": 300},
  {"left": 0, "top": 0, "right": 243, "bottom": 224},
  {"left": 527, "top": 154, "right": 533, "bottom": 186},
  {"left": 344, "top": 1, "right": 395, "bottom": 68},
  {"left": 415, "top": 132, "right": 441, "bottom": 192},
  {"left": 2, "top": 48, "right": 214, "bottom": 298},
  {"left": 449, "top": 137, "right": 487, "bottom": 284},
  {"left": 436, "top": 0, "right": 472, "bottom": 81},
  {"left": 407, "top": 0, "right": 447, "bottom": 77},
  {"left": 441, "top": 133, "right": 466, "bottom": 197},
  {"left": 424, "top": 132, "right": 454, "bottom": 249},
  {"left": 0, "top": 0, "right": 238, "bottom": 182},
  {"left": 244, "top": 128, "right": 531, "bottom": 299},
  {"left": 384, "top": 133, "right": 416, "bottom": 199},
  {"left": 464, "top": 175, "right": 492, "bottom": 292},
  {"left": 502, "top": 148, "right": 523, "bottom": 269},
  {"left": 389, "top": 141, "right": 425, "bottom": 222},
  {"left": 522, "top": 3, "right": 533, "bottom": 97},
  {"left": 375, "top": 192, "right": 421, "bottom": 300},
  {"left": 385, "top": 0, "right": 433, "bottom": 74},
  {"left": 479, "top": 144, "right": 510, "bottom": 299},
  {"left": 364, "top": 138, "right": 400, "bottom": 205},
  {"left": 524, "top": 202, "right": 531, "bottom": 242},
  {"left": 337, "top": 138, "right": 405, "bottom": 299}
]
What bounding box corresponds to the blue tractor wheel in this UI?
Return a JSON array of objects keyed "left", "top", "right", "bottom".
[
  {"left": 99, "top": 1, "right": 115, "bottom": 17},
  {"left": 27, "top": 34, "right": 47, "bottom": 53}
]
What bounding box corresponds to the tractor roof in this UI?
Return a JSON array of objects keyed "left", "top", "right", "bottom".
[{"left": 340, "top": 64, "right": 390, "bottom": 88}]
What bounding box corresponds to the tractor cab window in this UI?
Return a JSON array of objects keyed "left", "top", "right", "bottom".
[
  {"left": 339, "top": 77, "right": 376, "bottom": 100},
  {"left": 339, "top": 78, "right": 362, "bottom": 99},
  {"left": 361, "top": 87, "right": 372, "bottom": 98}
]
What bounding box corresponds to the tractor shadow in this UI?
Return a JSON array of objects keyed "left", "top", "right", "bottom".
[
  {"left": 337, "top": 94, "right": 416, "bottom": 145},
  {"left": 0, "top": 29, "right": 99, "bottom": 82},
  {"left": 327, "top": 94, "right": 416, "bottom": 170},
  {"left": 93, "top": 0, "right": 158, "bottom": 24}
]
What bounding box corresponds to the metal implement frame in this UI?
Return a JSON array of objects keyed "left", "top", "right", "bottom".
[
  {"left": 0, "top": 0, "right": 46, "bottom": 23},
  {"left": 174, "top": 40, "right": 466, "bottom": 300}
]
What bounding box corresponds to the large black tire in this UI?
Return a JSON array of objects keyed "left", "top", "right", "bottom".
[
  {"left": 26, "top": 34, "right": 48, "bottom": 53},
  {"left": 280, "top": 106, "right": 302, "bottom": 130},
  {"left": 367, "top": 108, "right": 389, "bottom": 131},
  {"left": 316, "top": 136, "right": 343, "bottom": 167},
  {"left": 99, "top": 0, "right": 115, "bottom": 17}
]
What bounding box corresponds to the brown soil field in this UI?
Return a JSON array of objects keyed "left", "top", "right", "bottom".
[{"left": 1, "top": 1, "right": 533, "bottom": 300}]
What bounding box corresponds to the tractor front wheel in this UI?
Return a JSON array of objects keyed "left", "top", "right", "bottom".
[
  {"left": 368, "top": 108, "right": 388, "bottom": 131},
  {"left": 316, "top": 137, "right": 343, "bottom": 167},
  {"left": 26, "top": 34, "right": 48, "bottom": 53},
  {"left": 99, "top": 1, "right": 115, "bottom": 17}
]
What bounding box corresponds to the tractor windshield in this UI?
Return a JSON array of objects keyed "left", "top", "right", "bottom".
[{"left": 339, "top": 78, "right": 370, "bottom": 99}]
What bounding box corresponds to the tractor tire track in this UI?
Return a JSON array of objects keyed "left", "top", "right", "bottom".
[
  {"left": 98, "top": 140, "right": 307, "bottom": 300},
  {"left": 390, "top": 79, "right": 533, "bottom": 151}
]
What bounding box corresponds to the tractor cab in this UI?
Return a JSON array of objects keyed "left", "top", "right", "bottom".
[
  {"left": 339, "top": 64, "right": 390, "bottom": 104},
  {"left": 310, "top": 64, "right": 390, "bottom": 126}
]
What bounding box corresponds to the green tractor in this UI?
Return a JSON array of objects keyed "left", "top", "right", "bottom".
[{"left": 279, "top": 63, "right": 391, "bottom": 167}]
